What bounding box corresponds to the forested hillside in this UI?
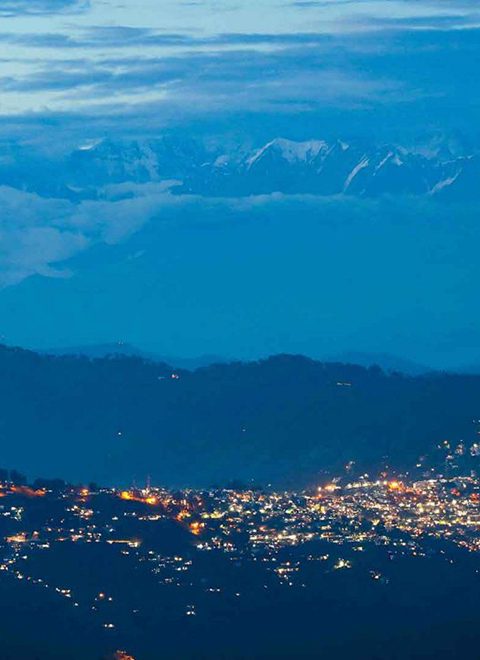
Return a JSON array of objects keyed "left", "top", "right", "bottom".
[{"left": 0, "top": 346, "right": 478, "bottom": 487}]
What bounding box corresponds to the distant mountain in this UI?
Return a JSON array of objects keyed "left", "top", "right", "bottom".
[
  {"left": 330, "top": 352, "right": 432, "bottom": 376},
  {"left": 1, "top": 345, "right": 480, "bottom": 488},
  {"left": 180, "top": 137, "right": 475, "bottom": 199},
  {"left": 42, "top": 342, "right": 152, "bottom": 360},
  {"left": 42, "top": 344, "right": 432, "bottom": 375},
  {"left": 2, "top": 135, "right": 479, "bottom": 200},
  {"left": 67, "top": 136, "right": 206, "bottom": 187},
  {"left": 40, "top": 343, "right": 229, "bottom": 370}
]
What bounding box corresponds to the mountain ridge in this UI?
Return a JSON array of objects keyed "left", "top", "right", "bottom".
[
  {"left": 35, "top": 343, "right": 469, "bottom": 376},
  {"left": 1, "top": 344, "right": 480, "bottom": 488},
  {"left": 2, "top": 135, "right": 479, "bottom": 201}
]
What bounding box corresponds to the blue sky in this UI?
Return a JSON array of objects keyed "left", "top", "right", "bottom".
[{"left": 1, "top": 0, "right": 480, "bottom": 368}]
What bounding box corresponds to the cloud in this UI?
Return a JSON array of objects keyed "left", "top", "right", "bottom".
[
  {"left": 0, "top": 183, "right": 177, "bottom": 286},
  {"left": 349, "top": 12, "right": 480, "bottom": 31},
  {"left": 0, "top": 27, "right": 194, "bottom": 49},
  {"left": 0, "top": 40, "right": 403, "bottom": 122},
  {"left": 0, "top": 11, "right": 477, "bottom": 135},
  {"left": 0, "top": 0, "right": 89, "bottom": 16}
]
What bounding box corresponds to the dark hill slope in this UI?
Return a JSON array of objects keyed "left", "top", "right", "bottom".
[{"left": 0, "top": 346, "right": 478, "bottom": 487}]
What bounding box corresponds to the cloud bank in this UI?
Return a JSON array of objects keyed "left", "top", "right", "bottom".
[
  {"left": 0, "top": 183, "right": 176, "bottom": 286},
  {"left": 0, "top": 0, "right": 478, "bottom": 140}
]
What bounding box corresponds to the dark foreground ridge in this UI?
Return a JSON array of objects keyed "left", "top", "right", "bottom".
[{"left": 1, "top": 344, "right": 480, "bottom": 487}]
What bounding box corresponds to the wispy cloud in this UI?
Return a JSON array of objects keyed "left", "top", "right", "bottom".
[
  {"left": 0, "top": 40, "right": 403, "bottom": 122},
  {"left": 0, "top": 0, "right": 89, "bottom": 17}
]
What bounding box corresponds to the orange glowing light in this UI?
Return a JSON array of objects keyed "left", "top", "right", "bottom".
[
  {"left": 323, "top": 484, "right": 338, "bottom": 493},
  {"left": 6, "top": 533, "right": 27, "bottom": 543},
  {"left": 11, "top": 486, "right": 46, "bottom": 498},
  {"left": 387, "top": 480, "right": 403, "bottom": 491},
  {"left": 119, "top": 490, "right": 160, "bottom": 506},
  {"left": 189, "top": 521, "right": 203, "bottom": 536}
]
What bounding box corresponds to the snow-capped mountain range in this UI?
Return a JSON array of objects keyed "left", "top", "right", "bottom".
[{"left": 1, "top": 135, "right": 479, "bottom": 201}]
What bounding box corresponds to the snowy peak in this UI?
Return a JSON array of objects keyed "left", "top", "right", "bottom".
[
  {"left": 68, "top": 136, "right": 208, "bottom": 186},
  {"left": 247, "top": 137, "right": 329, "bottom": 168},
  {"left": 2, "top": 134, "right": 479, "bottom": 201}
]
